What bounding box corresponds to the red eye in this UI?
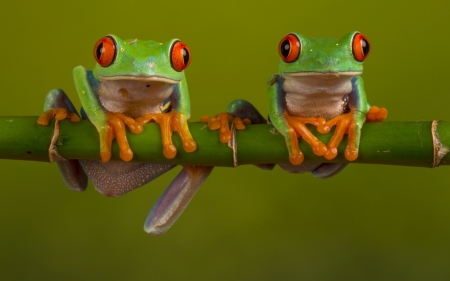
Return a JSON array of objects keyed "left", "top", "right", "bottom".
[
  {"left": 352, "top": 33, "right": 370, "bottom": 62},
  {"left": 170, "top": 41, "right": 191, "bottom": 72},
  {"left": 93, "top": 36, "right": 117, "bottom": 67},
  {"left": 278, "top": 33, "right": 301, "bottom": 63}
]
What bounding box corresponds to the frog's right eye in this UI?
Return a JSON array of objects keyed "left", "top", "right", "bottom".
[
  {"left": 170, "top": 40, "right": 191, "bottom": 72},
  {"left": 278, "top": 33, "right": 301, "bottom": 63},
  {"left": 352, "top": 33, "right": 370, "bottom": 62},
  {"left": 93, "top": 36, "right": 117, "bottom": 67}
]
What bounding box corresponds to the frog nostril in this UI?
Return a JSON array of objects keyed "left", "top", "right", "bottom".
[{"left": 146, "top": 84, "right": 150, "bottom": 87}]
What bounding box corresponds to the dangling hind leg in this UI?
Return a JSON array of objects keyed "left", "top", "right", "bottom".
[{"left": 38, "top": 89, "right": 87, "bottom": 191}]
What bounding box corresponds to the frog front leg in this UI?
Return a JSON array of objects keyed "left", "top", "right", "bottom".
[
  {"left": 73, "top": 66, "right": 143, "bottom": 162},
  {"left": 318, "top": 76, "right": 387, "bottom": 161},
  {"left": 268, "top": 75, "right": 327, "bottom": 165},
  {"left": 135, "top": 76, "right": 196, "bottom": 158}
]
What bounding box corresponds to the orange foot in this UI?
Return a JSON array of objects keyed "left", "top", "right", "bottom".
[
  {"left": 283, "top": 113, "right": 327, "bottom": 165},
  {"left": 136, "top": 112, "right": 197, "bottom": 159},
  {"left": 100, "top": 112, "right": 144, "bottom": 163},
  {"left": 317, "top": 109, "right": 361, "bottom": 161},
  {"left": 37, "top": 108, "right": 81, "bottom": 125},
  {"left": 366, "top": 106, "right": 388, "bottom": 122},
  {"left": 200, "top": 113, "right": 250, "bottom": 143}
]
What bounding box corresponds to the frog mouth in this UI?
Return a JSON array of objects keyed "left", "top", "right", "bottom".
[
  {"left": 285, "top": 71, "right": 362, "bottom": 77},
  {"left": 99, "top": 75, "right": 180, "bottom": 84}
]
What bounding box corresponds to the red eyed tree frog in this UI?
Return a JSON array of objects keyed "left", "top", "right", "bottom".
[
  {"left": 218, "top": 31, "right": 387, "bottom": 178},
  {"left": 37, "top": 35, "right": 212, "bottom": 235}
]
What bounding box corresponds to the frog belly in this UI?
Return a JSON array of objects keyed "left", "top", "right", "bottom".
[
  {"left": 98, "top": 79, "right": 173, "bottom": 118},
  {"left": 80, "top": 160, "right": 175, "bottom": 197},
  {"left": 283, "top": 74, "right": 353, "bottom": 120},
  {"left": 285, "top": 93, "right": 348, "bottom": 120}
]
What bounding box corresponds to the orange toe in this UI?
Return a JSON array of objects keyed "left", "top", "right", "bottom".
[
  {"left": 200, "top": 115, "right": 211, "bottom": 123},
  {"left": 37, "top": 113, "right": 52, "bottom": 126},
  {"left": 324, "top": 148, "right": 338, "bottom": 160},
  {"left": 220, "top": 131, "right": 232, "bottom": 143},
  {"left": 345, "top": 147, "right": 358, "bottom": 161},
  {"left": 366, "top": 105, "right": 388, "bottom": 122},
  {"left": 183, "top": 139, "right": 197, "bottom": 153},
  {"left": 37, "top": 108, "right": 78, "bottom": 126},
  {"left": 205, "top": 112, "right": 248, "bottom": 143},
  {"left": 289, "top": 153, "right": 304, "bottom": 165},
  {"left": 283, "top": 113, "right": 327, "bottom": 160},
  {"left": 120, "top": 149, "right": 133, "bottom": 162},
  {"left": 68, "top": 113, "right": 81, "bottom": 122},
  {"left": 100, "top": 149, "right": 112, "bottom": 163},
  {"left": 313, "top": 143, "right": 328, "bottom": 157},
  {"left": 163, "top": 144, "right": 177, "bottom": 159}
]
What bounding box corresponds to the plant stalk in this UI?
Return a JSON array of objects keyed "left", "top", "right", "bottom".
[{"left": 0, "top": 116, "right": 449, "bottom": 168}]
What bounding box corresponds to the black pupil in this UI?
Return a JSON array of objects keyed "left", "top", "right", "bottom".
[
  {"left": 182, "top": 47, "right": 190, "bottom": 65},
  {"left": 361, "top": 39, "right": 370, "bottom": 56},
  {"left": 96, "top": 42, "right": 103, "bottom": 60},
  {"left": 280, "top": 39, "right": 290, "bottom": 58}
]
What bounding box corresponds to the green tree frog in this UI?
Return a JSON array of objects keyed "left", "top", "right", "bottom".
[
  {"left": 215, "top": 31, "right": 387, "bottom": 178},
  {"left": 270, "top": 31, "right": 387, "bottom": 176},
  {"left": 37, "top": 35, "right": 212, "bottom": 235}
]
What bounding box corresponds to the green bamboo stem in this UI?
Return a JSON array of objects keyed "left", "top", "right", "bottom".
[{"left": 0, "top": 116, "right": 449, "bottom": 168}]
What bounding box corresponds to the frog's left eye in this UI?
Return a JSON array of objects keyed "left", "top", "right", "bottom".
[
  {"left": 278, "top": 33, "right": 301, "bottom": 63},
  {"left": 352, "top": 33, "right": 370, "bottom": 62},
  {"left": 93, "top": 36, "right": 117, "bottom": 67},
  {"left": 170, "top": 41, "right": 191, "bottom": 72}
]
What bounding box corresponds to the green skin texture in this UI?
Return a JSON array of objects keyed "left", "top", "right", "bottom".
[
  {"left": 268, "top": 31, "right": 371, "bottom": 161},
  {"left": 72, "top": 34, "right": 191, "bottom": 157}
]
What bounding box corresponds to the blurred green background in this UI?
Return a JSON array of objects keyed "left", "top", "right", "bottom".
[{"left": 1, "top": 0, "right": 450, "bottom": 280}]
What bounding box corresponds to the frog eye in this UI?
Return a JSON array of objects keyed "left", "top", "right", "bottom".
[
  {"left": 93, "top": 36, "right": 117, "bottom": 67},
  {"left": 278, "top": 33, "right": 301, "bottom": 63},
  {"left": 170, "top": 41, "right": 191, "bottom": 72},
  {"left": 352, "top": 33, "right": 370, "bottom": 62}
]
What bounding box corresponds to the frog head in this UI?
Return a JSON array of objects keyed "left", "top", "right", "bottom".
[
  {"left": 278, "top": 31, "right": 370, "bottom": 76},
  {"left": 92, "top": 34, "right": 191, "bottom": 84}
]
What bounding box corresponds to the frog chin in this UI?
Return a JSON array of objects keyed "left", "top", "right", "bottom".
[
  {"left": 285, "top": 71, "right": 362, "bottom": 78},
  {"left": 97, "top": 76, "right": 178, "bottom": 117},
  {"left": 99, "top": 75, "right": 180, "bottom": 85}
]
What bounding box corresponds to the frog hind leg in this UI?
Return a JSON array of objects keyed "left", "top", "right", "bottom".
[
  {"left": 42, "top": 89, "right": 88, "bottom": 191},
  {"left": 311, "top": 163, "right": 348, "bottom": 179},
  {"left": 277, "top": 161, "right": 348, "bottom": 178},
  {"left": 143, "top": 101, "right": 264, "bottom": 235},
  {"left": 43, "top": 89, "right": 79, "bottom": 114},
  {"left": 57, "top": 159, "right": 88, "bottom": 192},
  {"left": 226, "top": 99, "right": 267, "bottom": 124},
  {"left": 277, "top": 162, "right": 320, "bottom": 174},
  {"left": 144, "top": 166, "right": 213, "bottom": 235},
  {"left": 226, "top": 100, "right": 275, "bottom": 171},
  {"left": 79, "top": 160, "right": 175, "bottom": 197},
  {"left": 37, "top": 88, "right": 81, "bottom": 125}
]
